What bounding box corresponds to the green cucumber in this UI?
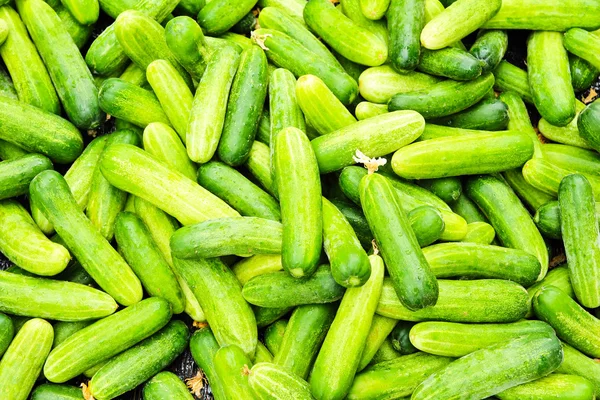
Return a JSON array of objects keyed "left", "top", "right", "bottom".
[
  {"left": 523, "top": 158, "right": 600, "bottom": 198},
  {"left": 187, "top": 45, "right": 239, "bottom": 163},
  {"left": 360, "top": 173, "right": 439, "bottom": 310},
  {"left": 408, "top": 205, "right": 445, "bottom": 247},
  {"left": 44, "top": 297, "right": 172, "bottom": 383},
  {"left": 0, "top": 318, "right": 53, "bottom": 400},
  {"left": 311, "top": 254, "right": 384, "bottom": 400},
  {"left": 418, "top": 47, "right": 483, "bottom": 81},
  {"left": 503, "top": 168, "right": 555, "bottom": 212},
  {"left": 355, "top": 102, "right": 388, "bottom": 120},
  {"left": 469, "top": 30, "right": 508, "bottom": 73},
  {"left": 231, "top": 11, "right": 257, "bottom": 34},
  {"left": 249, "top": 362, "right": 314, "bottom": 399},
  {"left": 492, "top": 60, "right": 533, "bottom": 103},
  {"left": 218, "top": 46, "right": 268, "bottom": 166},
  {"left": 60, "top": 0, "right": 97, "bottom": 25},
  {"left": 570, "top": 54, "right": 599, "bottom": 93},
  {"left": 99, "top": 144, "right": 239, "bottom": 225},
  {"left": 0, "top": 312, "right": 12, "bottom": 357},
  {"left": 246, "top": 141, "right": 277, "bottom": 197},
  {"left": 357, "top": 315, "right": 397, "bottom": 371},
  {"left": 417, "top": 177, "right": 461, "bottom": 203},
  {"left": 0, "top": 154, "right": 53, "bottom": 200},
  {"left": 312, "top": 110, "right": 424, "bottom": 174},
  {"left": 264, "top": 319, "right": 288, "bottom": 356},
  {"left": 368, "top": 338, "right": 403, "bottom": 365},
  {"left": 579, "top": 99, "right": 600, "bottom": 152},
  {"left": 558, "top": 342, "right": 600, "bottom": 395},
  {"left": 390, "top": 322, "right": 418, "bottom": 354},
  {"left": 214, "top": 345, "right": 257, "bottom": 399},
  {"left": 460, "top": 221, "right": 496, "bottom": 244},
  {"left": 431, "top": 98, "right": 509, "bottom": 131},
  {"left": 422, "top": 242, "right": 541, "bottom": 287},
  {"left": 565, "top": 28, "right": 600, "bottom": 71},
  {"left": 164, "top": 16, "right": 209, "bottom": 82},
  {"left": 143, "top": 122, "right": 196, "bottom": 180},
  {"left": 410, "top": 320, "right": 554, "bottom": 357},
  {"left": 197, "top": 161, "right": 280, "bottom": 221},
  {"left": 171, "top": 217, "right": 282, "bottom": 258},
  {"left": 146, "top": 60, "right": 193, "bottom": 143},
  {"left": 31, "top": 384, "right": 84, "bottom": 400},
  {"left": 52, "top": 321, "right": 93, "bottom": 349},
  {"left": 388, "top": 0, "right": 425, "bottom": 71},
  {"left": 330, "top": 199, "right": 374, "bottom": 249},
  {"left": 535, "top": 201, "right": 600, "bottom": 239},
  {"left": 360, "top": 0, "right": 390, "bottom": 19},
  {"left": 539, "top": 100, "right": 591, "bottom": 149},
  {"left": 30, "top": 170, "right": 143, "bottom": 306},
  {"left": 15, "top": 0, "right": 103, "bottom": 129},
  {"left": 411, "top": 333, "right": 563, "bottom": 400},
  {"left": 388, "top": 72, "right": 495, "bottom": 118},
  {"left": 527, "top": 266, "right": 574, "bottom": 317},
  {"left": 274, "top": 127, "right": 322, "bottom": 278},
  {"left": 377, "top": 278, "right": 528, "bottom": 322},
  {"left": 339, "top": 0, "right": 389, "bottom": 45},
  {"left": 173, "top": 257, "right": 257, "bottom": 358},
  {"left": 89, "top": 321, "right": 189, "bottom": 399},
  {"left": 257, "top": 0, "right": 306, "bottom": 25},
  {"left": 0, "top": 6, "right": 60, "bottom": 114},
  {"left": 528, "top": 31, "right": 576, "bottom": 126},
  {"left": 0, "top": 141, "right": 28, "bottom": 161},
  {"left": 347, "top": 352, "right": 453, "bottom": 400},
  {"left": 543, "top": 143, "right": 600, "bottom": 175},
  {"left": 197, "top": 0, "right": 257, "bottom": 35},
  {"left": 232, "top": 255, "right": 283, "bottom": 285},
  {"left": 119, "top": 63, "right": 147, "bottom": 86},
  {"left": 189, "top": 326, "right": 227, "bottom": 400},
  {"left": 465, "top": 174, "right": 548, "bottom": 279},
  {"left": 256, "top": 111, "right": 271, "bottom": 145},
  {"left": 450, "top": 193, "right": 488, "bottom": 223},
  {"left": 497, "top": 374, "right": 595, "bottom": 400},
  {"left": 243, "top": 265, "right": 344, "bottom": 308},
  {"left": 0, "top": 65, "right": 16, "bottom": 100},
  {"left": 392, "top": 131, "right": 534, "bottom": 178},
  {"left": 254, "top": 341, "right": 274, "bottom": 363},
  {"left": 500, "top": 90, "right": 542, "bottom": 156},
  {"left": 358, "top": 65, "right": 439, "bottom": 104},
  {"left": 52, "top": 2, "right": 93, "bottom": 49},
  {"left": 143, "top": 372, "right": 194, "bottom": 400}
]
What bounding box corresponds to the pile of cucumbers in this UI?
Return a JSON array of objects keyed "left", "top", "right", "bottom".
[{"left": 2, "top": 0, "right": 600, "bottom": 398}]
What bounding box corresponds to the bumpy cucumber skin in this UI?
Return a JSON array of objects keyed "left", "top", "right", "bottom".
[
  {"left": 189, "top": 327, "right": 228, "bottom": 400},
  {"left": 497, "top": 373, "right": 595, "bottom": 400},
  {"left": 503, "top": 168, "right": 555, "bottom": 213},
  {"left": 558, "top": 342, "right": 600, "bottom": 395},
  {"left": 390, "top": 322, "right": 417, "bottom": 354},
  {"left": 0, "top": 154, "right": 53, "bottom": 200},
  {"left": 523, "top": 158, "right": 600, "bottom": 199},
  {"left": 358, "top": 65, "right": 439, "bottom": 104},
  {"left": 388, "top": 0, "right": 425, "bottom": 71},
  {"left": 578, "top": 100, "right": 600, "bottom": 152},
  {"left": 249, "top": 362, "right": 314, "bottom": 400},
  {"left": 535, "top": 201, "right": 600, "bottom": 240},
  {"left": 469, "top": 30, "right": 508, "bottom": 73},
  {"left": 213, "top": 345, "right": 257, "bottom": 400},
  {"left": 197, "top": 0, "right": 257, "bottom": 35},
  {"left": 357, "top": 315, "right": 398, "bottom": 371},
  {"left": 31, "top": 383, "right": 84, "bottom": 400},
  {"left": 143, "top": 371, "right": 194, "bottom": 400},
  {"left": 407, "top": 205, "right": 445, "bottom": 247},
  {"left": 52, "top": 2, "right": 93, "bottom": 49},
  {"left": 418, "top": 47, "right": 482, "bottom": 81},
  {"left": 330, "top": 199, "right": 374, "bottom": 250},
  {"left": 432, "top": 98, "right": 509, "bottom": 131},
  {"left": 0, "top": 312, "right": 12, "bottom": 357}
]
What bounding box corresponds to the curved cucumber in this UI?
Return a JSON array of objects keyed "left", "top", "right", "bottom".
[
  {"left": 0, "top": 154, "right": 53, "bottom": 201},
  {"left": 358, "top": 65, "right": 439, "bottom": 104},
  {"left": 143, "top": 371, "right": 194, "bottom": 400},
  {"left": 418, "top": 47, "right": 483, "bottom": 81},
  {"left": 189, "top": 327, "right": 227, "bottom": 400},
  {"left": 143, "top": 122, "right": 196, "bottom": 180},
  {"left": 469, "top": 30, "right": 508, "bottom": 73},
  {"left": 197, "top": 0, "right": 257, "bottom": 35},
  {"left": 432, "top": 98, "right": 509, "bottom": 131},
  {"left": 497, "top": 373, "right": 595, "bottom": 400},
  {"left": 388, "top": 0, "right": 425, "bottom": 71}
]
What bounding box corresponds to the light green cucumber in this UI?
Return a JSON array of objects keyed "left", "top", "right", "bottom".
[
  {"left": 143, "top": 122, "right": 196, "bottom": 180},
  {"left": 539, "top": 100, "right": 592, "bottom": 149},
  {"left": 246, "top": 141, "right": 277, "bottom": 197},
  {"left": 249, "top": 362, "right": 314, "bottom": 400},
  {"left": 213, "top": 345, "right": 257, "bottom": 399},
  {"left": 358, "top": 65, "right": 439, "bottom": 104},
  {"left": 52, "top": 321, "right": 93, "bottom": 349},
  {"left": 497, "top": 373, "right": 595, "bottom": 400},
  {"left": 189, "top": 326, "right": 228, "bottom": 400},
  {"left": 355, "top": 102, "right": 388, "bottom": 120},
  {"left": 460, "top": 221, "right": 496, "bottom": 244},
  {"left": 232, "top": 255, "right": 283, "bottom": 285},
  {"left": 558, "top": 342, "right": 600, "bottom": 395},
  {"left": 543, "top": 143, "right": 600, "bottom": 175},
  {"left": 357, "top": 315, "right": 398, "bottom": 371},
  {"left": 523, "top": 158, "right": 600, "bottom": 198},
  {"left": 143, "top": 371, "right": 194, "bottom": 400},
  {"left": 164, "top": 16, "right": 210, "bottom": 82}
]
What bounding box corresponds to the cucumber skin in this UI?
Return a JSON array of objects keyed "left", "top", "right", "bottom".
[
  {"left": 15, "top": 0, "right": 104, "bottom": 129},
  {"left": 249, "top": 362, "right": 314, "bottom": 399},
  {"left": 213, "top": 345, "right": 256, "bottom": 400},
  {"left": 469, "top": 30, "right": 508, "bottom": 73},
  {"left": 535, "top": 201, "right": 600, "bottom": 240},
  {"left": 0, "top": 312, "right": 12, "bottom": 357},
  {"left": 218, "top": 46, "right": 268, "bottom": 166},
  {"left": 189, "top": 327, "right": 228, "bottom": 400},
  {"left": 408, "top": 205, "right": 445, "bottom": 247},
  {"left": 330, "top": 199, "right": 374, "bottom": 250},
  {"left": 492, "top": 60, "right": 533, "bottom": 103},
  {"left": 570, "top": 54, "right": 599, "bottom": 93},
  {"left": 526, "top": 266, "right": 574, "bottom": 317},
  {"left": 264, "top": 319, "right": 288, "bottom": 356},
  {"left": 197, "top": 0, "right": 257, "bottom": 35},
  {"left": 465, "top": 175, "right": 548, "bottom": 280},
  {"left": 30, "top": 170, "right": 143, "bottom": 307},
  {"left": 60, "top": 0, "right": 98, "bottom": 25},
  {"left": 357, "top": 315, "right": 398, "bottom": 371},
  {"left": 232, "top": 255, "right": 283, "bottom": 286},
  {"left": 432, "top": 98, "right": 509, "bottom": 131},
  {"left": 497, "top": 374, "right": 595, "bottom": 400},
  {"left": 418, "top": 47, "right": 482, "bottom": 81},
  {"left": 143, "top": 122, "right": 196, "bottom": 180},
  {"left": 377, "top": 278, "right": 529, "bottom": 323},
  {"left": 460, "top": 221, "right": 495, "bottom": 245},
  {"left": 390, "top": 322, "right": 417, "bottom": 355},
  {"left": 534, "top": 286, "right": 600, "bottom": 358},
  {"left": 450, "top": 193, "right": 488, "bottom": 223},
  {"left": 558, "top": 342, "right": 600, "bottom": 395},
  {"left": 52, "top": 321, "right": 93, "bottom": 349},
  {"left": 89, "top": 321, "right": 189, "bottom": 399},
  {"left": 579, "top": 100, "right": 600, "bottom": 151},
  {"left": 411, "top": 333, "right": 563, "bottom": 400},
  {"left": 31, "top": 384, "right": 84, "bottom": 400},
  {"left": 543, "top": 143, "right": 600, "bottom": 176},
  {"left": 0, "top": 154, "right": 53, "bottom": 200},
  {"left": 503, "top": 168, "right": 555, "bottom": 213},
  {"left": 360, "top": 173, "right": 439, "bottom": 311},
  {"left": 164, "top": 16, "right": 208, "bottom": 82},
  {"left": 388, "top": 0, "right": 425, "bottom": 71},
  {"left": 523, "top": 158, "right": 600, "bottom": 199},
  {"left": 143, "top": 372, "right": 194, "bottom": 400},
  {"left": 44, "top": 297, "right": 172, "bottom": 383},
  {"left": 417, "top": 177, "right": 461, "bottom": 203},
  {"left": 358, "top": 65, "right": 439, "bottom": 104}
]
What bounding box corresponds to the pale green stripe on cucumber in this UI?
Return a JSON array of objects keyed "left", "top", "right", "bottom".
[
  {"left": 249, "top": 362, "right": 314, "bottom": 400},
  {"left": 523, "top": 158, "right": 600, "bottom": 199}
]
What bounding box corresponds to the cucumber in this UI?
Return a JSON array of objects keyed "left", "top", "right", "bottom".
[
  {"left": 527, "top": 266, "right": 574, "bottom": 317},
  {"left": 247, "top": 362, "right": 312, "bottom": 399},
  {"left": 330, "top": 199, "right": 374, "bottom": 249},
  {"left": 469, "top": 30, "right": 508, "bottom": 73},
  {"left": 408, "top": 205, "right": 445, "bottom": 247},
  {"left": 579, "top": 100, "right": 600, "bottom": 152},
  {"left": 503, "top": 168, "right": 555, "bottom": 212},
  {"left": 173, "top": 257, "right": 257, "bottom": 358},
  {"left": 143, "top": 123, "right": 196, "bottom": 180},
  {"left": 0, "top": 318, "right": 53, "bottom": 400},
  {"left": 418, "top": 177, "right": 461, "bottom": 203},
  {"left": 390, "top": 322, "right": 418, "bottom": 355},
  {"left": 388, "top": 0, "right": 425, "bottom": 71},
  {"left": 450, "top": 193, "right": 488, "bottom": 223},
  {"left": 0, "top": 6, "right": 60, "bottom": 114},
  {"left": 492, "top": 60, "right": 533, "bottom": 103},
  {"left": 411, "top": 333, "right": 563, "bottom": 400},
  {"left": 258, "top": 0, "right": 306, "bottom": 25},
  {"left": 497, "top": 374, "right": 595, "bottom": 400},
  {"left": 0, "top": 312, "right": 12, "bottom": 357},
  {"left": 118, "top": 63, "right": 148, "bottom": 87},
  {"left": 214, "top": 345, "right": 257, "bottom": 399},
  {"left": 52, "top": 321, "right": 93, "bottom": 349},
  {"left": 570, "top": 54, "right": 599, "bottom": 93},
  {"left": 311, "top": 254, "right": 384, "bottom": 400},
  {"left": 500, "top": 90, "right": 542, "bottom": 156},
  {"left": 410, "top": 320, "right": 555, "bottom": 357},
  {"left": 544, "top": 143, "right": 600, "bottom": 175},
  {"left": 89, "top": 321, "right": 189, "bottom": 399},
  {"left": 52, "top": 2, "right": 93, "bottom": 49},
  {"left": 483, "top": 0, "right": 600, "bottom": 31},
  {"left": 535, "top": 201, "right": 599, "bottom": 240},
  {"left": 256, "top": 111, "right": 271, "bottom": 145},
  {"left": 528, "top": 31, "right": 576, "bottom": 126},
  {"left": 465, "top": 174, "right": 548, "bottom": 279},
  {"left": 187, "top": 46, "right": 239, "bottom": 163},
  {"left": 0, "top": 141, "right": 28, "bottom": 161},
  {"left": 44, "top": 297, "right": 172, "bottom": 383},
  {"left": 360, "top": 0, "right": 390, "bottom": 19},
  {"left": 418, "top": 47, "right": 483, "bottom": 81},
  {"left": 0, "top": 65, "right": 16, "bottom": 100},
  {"left": 99, "top": 144, "right": 239, "bottom": 225},
  {"left": 357, "top": 315, "right": 398, "bottom": 371},
  {"left": 60, "top": 0, "right": 98, "bottom": 25},
  {"left": 197, "top": 0, "right": 257, "bottom": 35},
  {"left": 460, "top": 221, "right": 496, "bottom": 244},
  {"left": 388, "top": 72, "right": 495, "bottom": 118},
  {"left": 431, "top": 98, "right": 509, "bottom": 131},
  {"left": 523, "top": 158, "right": 600, "bottom": 198},
  {"left": 31, "top": 384, "right": 84, "bottom": 400},
  {"left": 355, "top": 102, "right": 388, "bottom": 120},
  {"left": 264, "top": 319, "right": 288, "bottom": 356},
  {"left": 534, "top": 285, "right": 600, "bottom": 358},
  {"left": 347, "top": 352, "right": 453, "bottom": 400},
  {"left": 558, "top": 342, "right": 600, "bottom": 395},
  {"left": 0, "top": 154, "right": 53, "bottom": 200},
  {"left": 254, "top": 342, "right": 274, "bottom": 364},
  {"left": 360, "top": 173, "right": 439, "bottom": 310},
  {"left": 189, "top": 326, "right": 227, "bottom": 400},
  {"left": 232, "top": 255, "right": 283, "bottom": 286},
  {"left": 392, "top": 131, "right": 534, "bottom": 178},
  {"left": 143, "top": 372, "right": 194, "bottom": 400},
  {"left": 255, "top": 308, "right": 291, "bottom": 329},
  {"left": 170, "top": 217, "right": 282, "bottom": 258},
  {"left": 565, "top": 29, "right": 600, "bottom": 69},
  {"left": 164, "top": 16, "right": 209, "bottom": 82},
  {"left": 146, "top": 60, "right": 193, "bottom": 143},
  {"left": 31, "top": 170, "right": 143, "bottom": 306},
  {"left": 377, "top": 278, "right": 528, "bottom": 322},
  {"left": 358, "top": 65, "right": 439, "bottom": 104},
  {"left": 246, "top": 141, "right": 277, "bottom": 197},
  {"left": 252, "top": 28, "right": 358, "bottom": 105},
  {"left": 15, "top": 0, "right": 103, "bottom": 129},
  {"left": 197, "top": 161, "right": 280, "bottom": 221},
  {"left": 218, "top": 46, "right": 268, "bottom": 166},
  {"left": 539, "top": 100, "right": 591, "bottom": 149}
]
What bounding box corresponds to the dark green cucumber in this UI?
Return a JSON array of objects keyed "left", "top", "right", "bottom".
[
  {"left": 418, "top": 177, "right": 462, "bottom": 203},
  {"left": 559, "top": 174, "right": 600, "bottom": 307},
  {"left": 0, "top": 312, "right": 12, "bottom": 357},
  {"left": 360, "top": 173, "right": 439, "bottom": 311},
  {"left": 358, "top": 65, "right": 439, "bottom": 104},
  {"left": 570, "top": 54, "right": 599, "bottom": 93},
  {"left": 390, "top": 322, "right": 418, "bottom": 355},
  {"left": 579, "top": 99, "right": 600, "bottom": 152},
  {"left": 30, "top": 170, "right": 143, "bottom": 306},
  {"left": 197, "top": 0, "right": 257, "bottom": 35},
  {"left": 469, "top": 30, "right": 508, "bottom": 73},
  {"left": 543, "top": 143, "right": 600, "bottom": 175},
  {"left": 15, "top": 0, "right": 103, "bottom": 129},
  {"left": 0, "top": 318, "right": 53, "bottom": 400},
  {"left": 213, "top": 345, "right": 257, "bottom": 399},
  {"left": 255, "top": 306, "right": 291, "bottom": 329},
  {"left": 526, "top": 265, "right": 574, "bottom": 317},
  {"left": 0, "top": 154, "right": 53, "bottom": 200},
  {"left": 388, "top": 72, "right": 495, "bottom": 118},
  {"left": 411, "top": 333, "right": 563, "bottom": 400},
  {"left": 243, "top": 264, "right": 344, "bottom": 308},
  {"left": 492, "top": 60, "right": 533, "bottom": 103},
  {"left": 407, "top": 205, "right": 445, "bottom": 247},
  {"left": 534, "top": 201, "right": 600, "bottom": 240},
  {"left": 450, "top": 193, "right": 488, "bottom": 223},
  {"left": 197, "top": 161, "right": 280, "bottom": 221},
  {"left": 173, "top": 257, "right": 257, "bottom": 358},
  {"left": 143, "top": 123, "right": 196, "bottom": 180},
  {"left": 218, "top": 46, "right": 268, "bottom": 166},
  {"left": 330, "top": 199, "right": 374, "bottom": 249},
  {"left": 189, "top": 326, "right": 227, "bottom": 400},
  {"left": 558, "top": 342, "right": 600, "bottom": 395},
  {"left": 431, "top": 98, "right": 509, "bottom": 131},
  {"left": 31, "top": 384, "right": 84, "bottom": 400},
  {"left": 143, "top": 372, "right": 194, "bottom": 400},
  {"left": 418, "top": 47, "right": 483, "bottom": 81},
  {"left": 44, "top": 297, "right": 172, "bottom": 383},
  {"left": 388, "top": 0, "right": 425, "bottom": 71},
  {"left": 164, "top": 16, "right": 209, "bottom": 82},
  {"left": 528, "top": 31, "right": 576, "bottom": 126},
  {"left": 465, "top": 175, "right": 548, "bottom": 280},
  {"left": 114, "top": 212, "right": 185, "bottom": 314},
  {"left": 497, "top": 373, "right": 595, "bottom": 400},
  {"left": 422, "top": 242, "right": 541, "bottom": 287},
  {"left": 52, "top": 321, "right": 93, "bottom": 349},
  {"left": 89, "top": 321, "right": 189, "bottom": 399},
  {"left": 311, "top": 255, "right": 384, "bottom": 400},
  {"left": 264, "top": 319, "right": 288, "bottom": 356}
]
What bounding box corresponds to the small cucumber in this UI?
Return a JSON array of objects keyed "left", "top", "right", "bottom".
[
  {"left": 388, "top": 0, "right": 425, "bottom": 71},
  {"left": 248, "top": 362, "right": 313, "bottom": 399},
  {"left": 197, "top": 0, "right": 257, "bottom": 35},
  {"left": 570, "top": 54, "right": 599, "bottom": 93},
  {"left": 358, "top": 65, "right": 439, "bottom": 104},
  {"left": 60, "top": 0, "right": 98, "bottom": 25},
  {"left": 390, "top": 322, "right": 418, "bottom": 354},
  {"left": 0, "top": 154, "right": 53, "bottom": 200},
  {"left": 31, "top": 384, "right": 84, "bottom": 400},
  {"left": 357, "top": 315, "right": 398, "bottom": 370},
  {"left": 0, "top": 312, "right": 12, "bottom": 357},
  {"left": 258, "top": 0, "right": 306, "bottom": 23},
  {"left": 360, "top": 0, "right": 390, "bottom": 19},
  {"left": 355, "top": 102, "right": 388, "bottom": 120},
  {"left": 492, "top": 60, "right": 533, "bottom": 103},
  {"left": 431, "top": 98, "right": 509, "bottom": 131},
  {"left": 503, "top": 168, "right": 555, "bottom": 212},
  {"left": 579, "top": 99, "right": 600, "bottom": 152},
  {"left": 44, "top": 297, "right": 172, "bottom": 383},
  {"left": 214, "top": 345, "right": 257, "bottom": 399},
  {"left": 417, "top": 177, "right": 462, "bottom": 203},
  {"left": 143, "top": 372, "right": 194, "bottom": 400},
  {"left": 264, "top": 319, "right": 288, "bottom": 356},
  {"left": 540, "top": 100, "right": 592, "bottom": 149},
  {"left": 497, "top": 374, "right": 595, "bottom": 400},
  {"left": 460, "top": 221, "right": 496, "bottom": 244},
  {"left": 189, "top": 326, "right": 228, "bottom": 400},
  {"left": 164, "top": 16, "right": 209, "bottom": 82},
  {"left": 388, "top": 72, "right": 495, "bottom": 118},
  {"left": 535, "top": 200, "right": 600, "bottom": 240},
  {"left": 526, "top": 266, "right": 574, "bottom": 317},
  {"left": 408, "top": 205, "right": 445, "bottom": 247},
  {"left": 418, "top": 47, "right": 483, "bottom": 81},
  {"left": 558, "top": 342, "right": 600, "bottom": 395},
  {"left": 469, "top": 30, "right": 508, "bottom": 73},
  {"left": 310, "top": 255, "right": 384, "bottom": 400},
  {"left": 232, "top": 255, "right": 283, "bottom": 286},
  {"left": 143, "top": 123, "right": 196, "bottom": 180}
]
